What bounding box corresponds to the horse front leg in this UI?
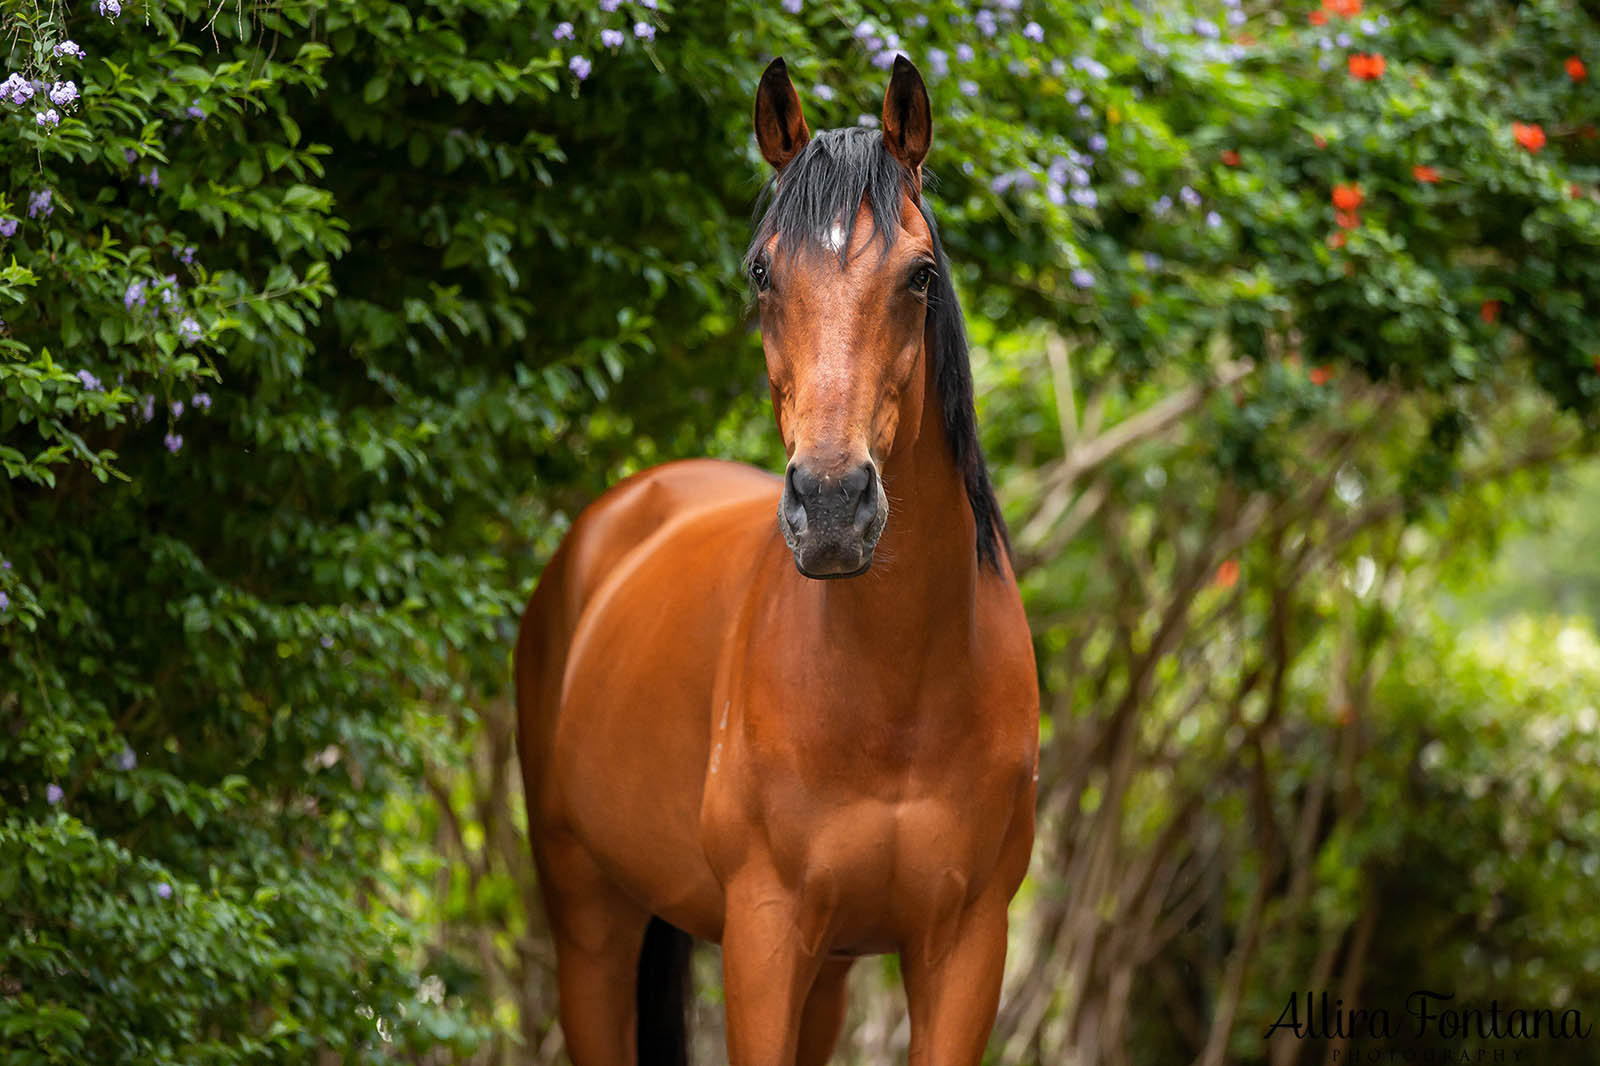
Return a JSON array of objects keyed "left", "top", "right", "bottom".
[
  {"left": 720, "top": 871, "right": 832, "bottom": 1066},
  {"left": 902, "top": 889, "right": 1012, "bottom": 1066}
]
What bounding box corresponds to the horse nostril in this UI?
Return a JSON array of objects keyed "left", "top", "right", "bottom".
[
  {"left": 782, "top": 464, "right": 810, "bottom": 533},
  {"left": 847, "top": 464, "right": 878, "bottom": 535}
]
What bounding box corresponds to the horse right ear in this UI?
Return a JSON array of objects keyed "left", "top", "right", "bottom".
[{"left": 754, "top": 57, "right": 810, "bottom": 171}]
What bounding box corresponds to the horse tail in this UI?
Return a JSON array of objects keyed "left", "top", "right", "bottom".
[{"left": 636, "top": 917, "right": 693, "bottom": 1066}]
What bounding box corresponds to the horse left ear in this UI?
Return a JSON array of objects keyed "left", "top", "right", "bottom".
[{"left": 881, "top": 56, "right": 932, "bottom": 174}]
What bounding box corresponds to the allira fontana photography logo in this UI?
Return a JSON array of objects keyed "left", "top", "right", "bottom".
[{"left": 1264, "top": 989, "right": 1592, "bottom": 1060}]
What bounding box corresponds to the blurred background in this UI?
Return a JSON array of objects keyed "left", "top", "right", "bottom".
[{"left": 3, "top": 1, "right": 1599, "bottom": 1063}]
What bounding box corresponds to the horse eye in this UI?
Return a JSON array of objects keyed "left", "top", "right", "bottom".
[
  {"left": 750, "top": 262, "right": 770, "bottom": 292},
  {"left": 910, "top": 266, "right": 934, "bottom": 294}
]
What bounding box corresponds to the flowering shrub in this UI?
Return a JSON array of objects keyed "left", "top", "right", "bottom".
[{"left": 1, "top": 0, "right": 1597, "bottom": 1061}]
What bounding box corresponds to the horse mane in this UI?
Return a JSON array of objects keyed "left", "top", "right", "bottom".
[{"left": 744, "top": 126, "right": 1012, "bottom": 573}]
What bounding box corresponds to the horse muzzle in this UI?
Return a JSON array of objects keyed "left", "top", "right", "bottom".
[{"left": 778, "top": 458, "right": 888, "bottom": 579}]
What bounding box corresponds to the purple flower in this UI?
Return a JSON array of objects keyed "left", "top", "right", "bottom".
[
  {"left": 872, "top": 50, "right": 898, "bottom": 70},
  {"left": 1077, "top": 104, "right": 1093, "bottom": 119},
  {"left": 1088, "top": 133, "right": 1108, "bottom": 153},
  {"left": 177, "top": 318, "right": 202, "bottom": 345},
  {"left": 164, "top": 433, "right": 184, "bottom": 453},
  {"left": 156, "top": 882, "right": 172, "bottom": 899},
  {"left": 320, "top": 634, "right": 335, "bottom": 649},
  {"left": 975, "top": 10, "right": 998, "bottom": 36},
  {"left": 1023, "top": 22, "right": 1044, "bottom": 42},
  {"left": 638, "top": 0, "right": 657, "bottom": 7},
  {"left": 171, "top": 399, "right": 185, "bottom": 417},
  {"left": 118, "top": 746, "right": 137, "bottom": 770},
  {"left": 1180, "top": 185, "right": 1201, "bottom": 208},
  {"left": 853, "top": 21, "right": 875, "bottom": 39},
  {"left": 140, "top": 394, "right": 156, "bottom": 421},
  {"left": 77, "top": 369, "right": 102, "bottom": 390},
  {"left": 1143, "top": 252, "right": 1164, "bottom": 270},
  {"left": 125, "top": 280, "right": 146, "bottom": 309},
  {"left": 959, "top": 79, "right": 980, "bottom": 97},
  {"left": 3, "top": 72, "right": 34, "bottom": 106},
  {"left": 1070, "top": 187, "right": 1099, "bottom": 208},
  {"left": 956, "top": 43, "right": 975, "bottom": 62},
  {"left": 1206, "top": 210, "right": 1223, "bottom": 228},
  {"left": 1046, "top": 183, "right": 1067, "bottom": 205},
  {"left": 1069, "top": 166, "right": 1090, "bottom": 187},
  {"left": 1075, "top": 56, "right": 1111, "bottom": 80},
  {"left": 1070, "top": 267, "right": 1096, "bottom": 289},
  {"left": 192, "top": 392, "right": 212, "bottom": 410},
  {"left": 553, "top": 21, "right": 574, "bottom": 40},
  {"left": 813, "top": 83, "right": 835, "bottom": 101},
  {"left": 1193, "top": 19, "right": 1220, "bottom": 39},
  {"left": 1228, "top": 9, "right": 1247, "bottom": 27},
  {"left": 54, "top": 40, "right": 86, "bottom": 59},
  {"left": 46, "top": 783, "right": 63, "bottom": 804},
  {"left": 1066, "top": 87, "right": 1084, "bottom": 105},
  {"left": 600, "top": 28, "right": 624, "bottom": 48},
  {"left": 186, "top": 104, "right": 206, "bottom": 120},
  {"left": 0, "top": 590, "right": 9, "bottom": 611},
  {"left": 1121, "top": 169, "right": 1143, "bottom": 186},
  {"left": 0, "top": 218, "right": 16, "bottom": 238},
  {"left": 139, "top": 167, "right": 161, "bottom": 187},
  {"left": 28, "top": 189, "right": 52, "bottom": 218},
  {"left": 124, "top": 147, "right": 138, "bottom": 163},
  {"left": 1335, "top": 32, "right": 1352, "bottom": 48},
  {"left": 782, "top": 0, "right": 802, "bottom": 12},
  {"left": 856, "top": 114, "right": 879, "bottom": 128},
  {"left": 178, "top": 245, "right": 196, "bottom": 265},
  {"left": 1152, "top": 194, "right": 1173, "bottom": 216},
  {"left": 99, "top": 0, "right": 121, "bottom": 19},
  {"left": 926, "top": 48, "right": 949, "bottom": 78},
  {"left": 633, "top": 22, "right": 655, "bottom": 41},
  {"left": 997, "top": 0, "right": 1022, "bottom": 9},
  {"left": 49, "top": 81, "right": 77, "bottom": 107},
  {"left": 599, "top": 0, "right": 621, "bottom": 10},
  {"left": 36, "top": 109, "right": 61, "bottom": 129}
]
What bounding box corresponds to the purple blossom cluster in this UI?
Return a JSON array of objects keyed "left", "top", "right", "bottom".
[
  {"left": 53, "top": 40, "right": 86, "bottom": 59},
  {"left": 27, "top": 189, "right": 52, "bottom": 218},
  {"left": 2, "top": 72, "right": 34, "bottom": 106},
  {"left": 0, "top": 217, "right": 16, "bottom": 239},
  {"left": 49, "top": 81, "right": 78, "bottom": 107},
  {"left": 98, "top": 0, "right": 121, "bottom": 20}
]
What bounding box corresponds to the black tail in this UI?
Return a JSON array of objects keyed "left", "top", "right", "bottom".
[{"left": 636, "top": 917, "right": 693, "bottom": 1066}]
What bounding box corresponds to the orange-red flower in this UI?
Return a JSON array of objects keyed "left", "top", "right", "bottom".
[
  {"left": 1313, "top": 134, "right": 1328, "bottom": 149},
  {"left": 1331, "top": 183, "right": 1364, "bottom": 210},
  {"left": 1309, "top": 9, "right": 1328, "bottom": 25},
  {"left": 1572, "top": 183, "right": 1585, "bottom": 199},
  {"left": 1481, "top": 299, "right": 1502, "bottom": 324},
  {"left": 1348, "top": 53, "right": 1386, "bottom": 80},
  {"left": 1221, "top": 149, "right": 1241, "bottom": 167},
  {"left": 1310, "top": 365, "right": 1334, "bottom": 386},
  {"left": 1215, "top": 559, "right": 1240, "bottom": 588},
  {"left": 1323, "top": 0, "right": 1362, "bottom": 16},
  {"left": 1513, "top": 122, "right": 1546, "bottom": 153},
  {"left": 1567, "top": 56, "right": 1588, "bottom": 82},
  {"left": 1334, "top": 210, "right": 1360, "bottom": 230},
  {"left": 1413, "top": 164, "right": 1440, "bottom": 183},
  {"left": 1328, "top": 231, "right": 1347, "bottom": 249}
]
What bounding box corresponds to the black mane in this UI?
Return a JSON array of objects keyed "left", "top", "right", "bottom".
[{"left": 744, "top": 126, "right": 1012, "bottom": 573}]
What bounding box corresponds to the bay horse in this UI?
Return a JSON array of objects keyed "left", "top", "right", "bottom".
[{"left": 515, "top": 56, "right": 1038, "bottom": 1066}]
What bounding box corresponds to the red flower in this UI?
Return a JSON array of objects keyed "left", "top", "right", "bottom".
[
  {"left": 1572, "top": 183, "right": 1585, "bottom": 199},
  {"left": 1331, "top": 183, "right": 1364, "bottom": 210},
  {"left": 1567, "top": 56, "right": 1588, "bottom": 82},
  {"left": 1513, "top": 122, "right": 1546, "bottom": 153},
  {"left": 1328, "top": 231, "right": 1347, "bottom": 249},
  {"left": 1413, "top": 164, "right": 1440, "bottom": 183},
  {"left": 1324, "top": 0, "right": 1362, "bottom": 16},
  {"left": 1334, "top": 209, "right": 1360, "bottom": 230},
  {"left": 1313, "top": 134, "right": 1328, "bottom": 149},
  {"left": 1310, "top": 365, "right": 1334, "bottom": 385},
  {"left": 1309, "top": 9, "right": 1328, "bottom": 25},
  {"left": 1215, "top": 559, "right": 1240, "bottom": 589},
  {"left": 1481, "top": 299, "right": 1502, "bottom": 324},
  {"left": 1347, "top": 53, "right": 1386, "bottom": 80},
  {"left": 1221, "top": 149, "right": 1241, "bottom": 167}
]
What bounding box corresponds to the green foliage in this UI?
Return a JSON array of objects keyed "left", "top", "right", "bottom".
[{"left": 2, "top": 0, "right": 1597, "bottom": 1062}]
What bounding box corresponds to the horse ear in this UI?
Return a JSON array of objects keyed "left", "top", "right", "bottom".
[
  {"left": 754, "top": 57, "right": 810, "bottom": 171},
  {"left": 881, "top": 55, "right": 931, "bottom": 173}
]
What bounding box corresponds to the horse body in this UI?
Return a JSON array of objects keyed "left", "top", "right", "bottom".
[{"left": 516, "top": 57, "right": 1039, "bottom": 1066}]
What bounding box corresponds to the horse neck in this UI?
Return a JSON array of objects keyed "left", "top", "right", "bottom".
[{"left": 801, "top": 334, "right": 980, "bottom": 652}]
